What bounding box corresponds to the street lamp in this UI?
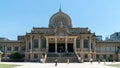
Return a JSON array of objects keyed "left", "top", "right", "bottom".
[{"left": 0, "top": 50, "right": 3, "bottom": 62}]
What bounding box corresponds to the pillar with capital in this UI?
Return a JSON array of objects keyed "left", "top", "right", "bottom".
[
  {"left": 25, "top": 53, "right": 28, "bottom": 61},
  {"left": 89, "top": 37, "right": 91, "bottom": 52},
  {"left": 30, "top": 35, "right": 33, "bottom": 51},
  {"left": 74, "top": 38, "right": 77, "bottom": 52},
  {"left": 38, "top": 36, "right": 41, "bottom": 51},
  {"left": 55, "top": 37, "right": 57, "bottom": 53},
  {"left": 25, "top": 37, "right": 28, "bottom": 52},
  {"left": 93, "top": 53, "right": 96, "bottom": 61},
  {"left": 93, "top": 38, "right": 96, "bottom": 60},
  {"left": 65, "top": 37, "right": 68, "bottom": 52},
  {"left": 80, "top": 38, "right": 83, "bottom": 51},
  {"left": 30, "top": 53, "right": 33, "bottom": 61},
  {"left": 30, "top": 35, "right": 33, "bottom": 61},
  {"left": 93, "top": 39, "right": 96, "bottom": 52},
  {"left": 25, "top": 37, "right": 28, "bottom": 61},
  {"left": 46, "top": 37, "right": 49, "bottom": 52}
]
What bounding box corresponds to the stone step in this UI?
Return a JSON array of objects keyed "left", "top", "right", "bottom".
[
  {"left": 46, "top": 53, "right": 78, "bottom": 63},
  {"left": 47, "top": 53, "right": 76, "bottom": 57},
  {"left": 46, "top": 57, "right": 78, "bottom": 63}
]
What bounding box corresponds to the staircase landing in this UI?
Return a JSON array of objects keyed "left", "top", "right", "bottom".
[{"left": 46, "top": 53, "right": 78, "bottom": 63}]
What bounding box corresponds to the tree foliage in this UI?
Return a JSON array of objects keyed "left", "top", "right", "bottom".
[{"left": 10, "top": 52, "right": 23, "bottom": 60}]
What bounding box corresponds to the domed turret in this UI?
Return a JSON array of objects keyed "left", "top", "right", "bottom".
[{"left": 49, "top": 9, "right": 72, "bottom": 28}]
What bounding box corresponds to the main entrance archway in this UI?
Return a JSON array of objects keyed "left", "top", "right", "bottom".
[
  {"left": 49, "top": 43, "right": 55, "bottom": 52},
  {"left": 48, "top": 43, "right": 74, "bottom": 53},
  {"left": 57, "top": 43, "right": 65, "bottom": 52},
  {"left": 67, "top": 43, "right": 74, "bottom": 52}
]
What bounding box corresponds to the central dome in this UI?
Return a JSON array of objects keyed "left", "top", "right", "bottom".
[{"left": 49, "top": 10, "right": 72, "bottom": 28}]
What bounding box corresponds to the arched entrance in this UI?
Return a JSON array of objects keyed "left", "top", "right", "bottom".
[
  {"left": 49, "top": 43, "right": 55, "bottom": 52},
  {"left": 57, "top": 43, "right": 65, "bottom": 52},
  {"left": 67, "top": 43, "right": 74, "bottom": 52}
]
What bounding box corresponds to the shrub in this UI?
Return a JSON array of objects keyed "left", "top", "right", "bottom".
[{"left": 10, "top": 52, "right": 23, "bottom": 60}]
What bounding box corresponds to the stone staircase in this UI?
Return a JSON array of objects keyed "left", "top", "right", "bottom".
[{"left": 45, "top": 53, "right": 79, "bottom": 63}]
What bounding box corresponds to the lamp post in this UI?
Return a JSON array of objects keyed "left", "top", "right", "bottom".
[{"left": 0, "top": 50, "right": 3, "bottom": 62}]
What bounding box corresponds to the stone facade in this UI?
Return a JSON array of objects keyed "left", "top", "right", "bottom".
[{"left": 0, "top": 9, "right": 120, "bottom": 62}]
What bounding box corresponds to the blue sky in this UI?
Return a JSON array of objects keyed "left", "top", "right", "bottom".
[{"left": 0, "top": 0, "right": 120, "bottom": 40}]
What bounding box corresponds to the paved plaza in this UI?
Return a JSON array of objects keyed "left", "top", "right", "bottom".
[{"left": 0, "top": 62, "right": 119, "bottom": 68}]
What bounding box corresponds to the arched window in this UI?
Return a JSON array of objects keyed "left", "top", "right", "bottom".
[
  {"left": 83, "top": 39, "right": 89, "bottom": 48},
  {"left": 33, "top": 39, "right": 39, "bottom": 48},
  {"left": 42, "top": 38, "right": 46, "bottom": 48},
  {"left": 28, "top": 42, "right": 31, "bottom": 49},
  {"left": 0, "top": 46, "right": 3, "bottom": 51},
  {"left": 76, "top": 39, "right": 80, "bottom": 48}
]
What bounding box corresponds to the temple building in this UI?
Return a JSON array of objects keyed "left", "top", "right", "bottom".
[{"left": 0, "top": 9, "right": 120, "bottom": 62}]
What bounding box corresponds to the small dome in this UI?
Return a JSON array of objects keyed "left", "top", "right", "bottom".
[{"left": 49, "top": 10, "right": 72, "bottom": 28}]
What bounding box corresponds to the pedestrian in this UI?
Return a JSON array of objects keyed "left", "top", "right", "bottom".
[
  {"left": 98, "top": 59, "right": 100, "bottom": 64},
  {"left": 67, "top": 59, "right": 69, "bottom": 64},
  {"left": 81, "top": 59, "right": 84, "bottom": 63},
  {"left": 113, "top": 60, "right": 115, "bottom": 63},
  {"left": 55, "top": 59, "right": 57, "bottom": 66},
  {"left": 90, "top": 58, "right": 93, "bottom": 64},
  {"left": 103, "top": 59, "right": 106, "bottom": 65},
  {"left": 40, "top": 58, "right": 42, "bottom": 63},
  {"left": 78, "top": 57, "right": 81, "bottom": 63}
]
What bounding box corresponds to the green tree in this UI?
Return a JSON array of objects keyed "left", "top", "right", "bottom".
[
  {"left": 108, "top": 55, "right": 113, "bottom": 62},
  {"left": 10, "top": 52, "right": 23, "bottom": 60}
]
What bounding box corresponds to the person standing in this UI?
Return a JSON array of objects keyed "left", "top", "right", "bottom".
[
  {"left": 98, "top": 59, "right": 100, "bottom": 64},
  {"left": 90, "top": 58, "right": 93, "bottom": 64},
  {"left": 103, "top": 59, "right": 106, "bottom": 65},
  {"left": 55, "top": 59, "right": 58, "bottom": 66},
  {"left": 78, "top": 57, "right": 81, "bottom": 63},
  {"left": 67, "top": 59, "right": 69, "bottom": 64}
]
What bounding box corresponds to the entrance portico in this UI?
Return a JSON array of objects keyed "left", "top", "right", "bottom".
[{"left": 45, "top": 36, "right": 77, "bottom": 53}]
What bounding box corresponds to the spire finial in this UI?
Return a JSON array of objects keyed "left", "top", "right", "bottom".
[{"left": 59, "top": 3, "right": 62, "bottom": 12}]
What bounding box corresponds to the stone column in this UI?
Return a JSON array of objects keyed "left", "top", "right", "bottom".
[
  {"left": 39, "top": 36, "right": 41, "bottom": 51},
  {"left": 41, "top": 37, "right": 43, "bottom": 51},
  {"left": 25, "top": 53, "right": 28, "bottom": 61},
  {"left": 25, "top": 37, "right": 28, "bottom": 52},
  {"left": 30, "top": 35, "right": 33, "bottom": 61},
  {"left": 55, "top": 37, "right": 57, "bottom": 53},
  {"left": 93, "top": 39, "right": 96, "bottom": 52},
  {"left": 30, "top": 35, "right": 33, "bottom": 51},
  {"left": 65, "top": 37, "right": 68, "bottom": 52},
  {"left": 88, "top": 53, "right": 91, "bottom": 60},
  {"left": 4, "top": 46, "right": 7, "bottom": 59},
  {"left": 89, "top": 37, "right": 91, "bottom": 52},
  {"left": 93, "top": 39, "right": 96, "bottom": 60},
  {"left": 93, "top": 53, "right": 96, "bottom": 61},
  {"left": 46, "top": 37, "right": 49, "bottom": 52},
  {"left": 80, "top": 38, "right": 83, "bottom": 51},
  {"left": 74, "top": 38, "right": 77, "bottom": 53},
  {"left": 30, "top": 53, "right": 33, "bottom": 61}
]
